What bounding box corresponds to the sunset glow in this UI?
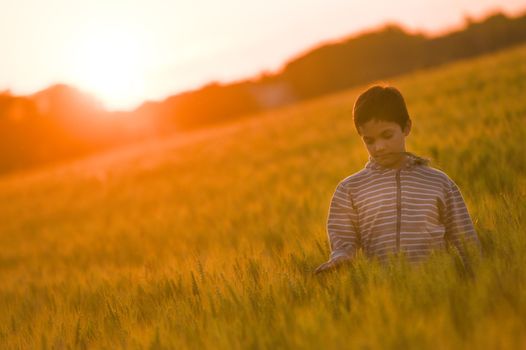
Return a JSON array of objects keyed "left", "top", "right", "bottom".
[{"left": 68, "top": 26, "right": 150, "bottom": 110}]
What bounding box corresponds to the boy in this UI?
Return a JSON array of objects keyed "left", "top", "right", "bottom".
[{"left": 314, "top": 85, "right": 481, "bottom": 274}]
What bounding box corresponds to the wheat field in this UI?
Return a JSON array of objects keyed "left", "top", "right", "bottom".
[{"left": 1, "top": 44, "right": 525, "bottom": 349}]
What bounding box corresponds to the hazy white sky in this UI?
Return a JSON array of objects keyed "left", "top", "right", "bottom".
[{"left": 1, "top": 0, "right": 524, "bottom": 110}]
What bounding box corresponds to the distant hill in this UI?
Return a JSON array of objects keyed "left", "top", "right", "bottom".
[
  {"left": 1, "top": 10, "right": 525, "bottom": 174},
  {"left": 0, "top": 85, "right": 156, "bottom": 173}
]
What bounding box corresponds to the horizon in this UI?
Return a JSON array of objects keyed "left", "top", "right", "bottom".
[{"left": 1, "top": 0, "right": 525, "bottom": 111}]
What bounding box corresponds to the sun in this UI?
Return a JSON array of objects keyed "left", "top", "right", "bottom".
[{"left": 69, "top": 26, "right": 149, "bottom": 110}]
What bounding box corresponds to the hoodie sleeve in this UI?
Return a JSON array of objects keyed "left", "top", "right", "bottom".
[
  {"left": 444, "top": 179, "right": 481, "bottom": 259},
  {"left": 324, "top": 182, "right": 360, "bottom": 264}
]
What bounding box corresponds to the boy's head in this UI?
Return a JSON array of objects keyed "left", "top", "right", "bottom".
[
  {"left": 353, "top": 85, "right": 411, "bottom": 132},
  {"left": 353, "top": 85, "right": 412, "bottom": 168}
]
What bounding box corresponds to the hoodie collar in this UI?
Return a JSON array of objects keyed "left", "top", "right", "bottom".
[{"left": 365, "top": 152, "right": 429, "bottom": 171}]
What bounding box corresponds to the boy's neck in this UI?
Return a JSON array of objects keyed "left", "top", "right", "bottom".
[
  {"left": 388, "top": 153, "right": 408, "bottom": 170},
  {"left": 369, "top": 152, "right": 414, "bottom": 170},
  {"left": 367, "top": 152, "right": 430, "bottom": 171}
]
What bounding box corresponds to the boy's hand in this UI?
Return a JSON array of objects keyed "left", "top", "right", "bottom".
[
  {"left": 314, "top": 257, "right": 350, "bottom": 275},
  {"left": 314, "top": 261, "right": 335, "bottom": 274}
]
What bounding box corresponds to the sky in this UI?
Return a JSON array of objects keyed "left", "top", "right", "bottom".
[{"left": 1, "top": 0, "right": 525, "bottom": 111}]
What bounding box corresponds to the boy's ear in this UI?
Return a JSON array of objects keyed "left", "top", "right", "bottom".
[{"left": 403, "top": 119, "right": 412, "bottom": 136}]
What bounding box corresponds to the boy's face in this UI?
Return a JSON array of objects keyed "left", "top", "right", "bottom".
[{"left": 357, "top": 119, "right": 411, "bottom": 169}]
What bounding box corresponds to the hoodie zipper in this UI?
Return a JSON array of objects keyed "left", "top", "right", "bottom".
[{"left": 396, "top": 169, "right": 402, "bottom": 252}]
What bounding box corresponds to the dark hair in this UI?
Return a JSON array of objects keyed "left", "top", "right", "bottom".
[{"left": 353, "top": 85, "right": 411, "bottom": 132}]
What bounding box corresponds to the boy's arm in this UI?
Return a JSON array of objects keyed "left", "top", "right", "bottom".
[
  {"left": 315, "top": 182, "right": 359, "bottom": 274},
  {"left": 444, "top": 179, "right": 482, "bottom": 260}
]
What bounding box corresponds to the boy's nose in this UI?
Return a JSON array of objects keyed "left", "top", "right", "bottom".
[{"left": 374, "top": 142, "right": 386, "bottom": 153}]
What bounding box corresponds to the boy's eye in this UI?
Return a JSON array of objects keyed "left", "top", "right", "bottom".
[{"left": 382, "top": 133, "right": 393, "bottom": 139}]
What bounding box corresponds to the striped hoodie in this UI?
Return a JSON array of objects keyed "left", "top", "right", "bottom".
[{"left": 323, "top": 152, "right": 481, "bottom": 265}]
